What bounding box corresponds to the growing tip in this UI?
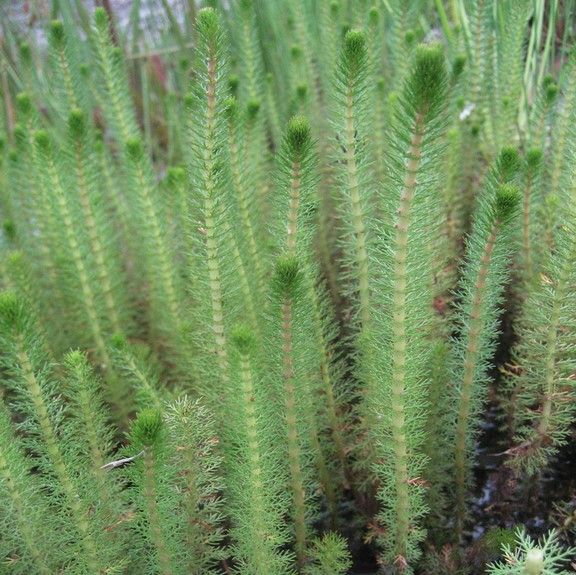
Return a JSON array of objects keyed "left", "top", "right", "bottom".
[
  {"left": 285, "top": 115, "right": 311, "bottom": 159},
  {"left": 452, "top": 54, "right": 466, "bottom": 78},
  {"left": 526, "top": 148, "right": 542, "bottom": 169},
  {"left": 19, "top": 41, "right": 31, "bottom": 61},
  {"left": 0, "top": 291, "right": 24, "bottom": 330},
  {"left": 3, "top": 220, "right": 16, "bottom": 241},
  {"left": 94, "top": 7, "right": 109, "bottom": 31},
  {"left": 197, "top": 7, "right": 219, "bottom": 40},
  {"left": 16, "top": 92, "right": 32, "bottom": 116},
  {"left": 368, "top": 7, "right": 379, "bottom": 27},
  {"left": 132, "top": 408, "right": 163, "bottom": 446},
  {"left": 239, "top": 0, "right": 253, "bottom": 13},
  {"left": 228, "top": 74, "right": 240, "bottom": 95},
  {"left": 125, "top": 137, "right": 144, "bottom": 161},
  {"left": 231, "top": 324, "right": 256, "bottom": 355},
  {"left": 291, "top": 44, "right": 303, "bottom": 60},
  {"left": 343, "top": 29, "right": 367, "bottom": 74},
  {"left": 545, "top": 81, "right": 558, "bottom": 104},
  {"left": 110, "top": 332, "right": 127, "bottom": 350},
  {"left": 274, "top": 255, "right": 301, "bottom": 297},
  {"left": 167, "top": 166, "right": 186, "bottom": 186},
  {"left": 296, "top": 83, "right": 308, "bottom": 100},
  {"left": 246, "top": 99, "right": 260, "bottom": 120},
  {"left": 49, "top": 20, "right": 65, "bottom": 47},
  {"left": 497, "top": 146, "right": 520, "bottom": 182},
  {"left": 405, "top": 30, "right": 416, "bottom": 46},
  {"left": 411, "top": 43, "right": 447, "bottom": 111},
  {"left": 34, "top": 130, "right": 51, "bottom": 152},
  {"left": 64, "top": 349, "right": 87, "bottom": 369},
  {"left": 524, "top": 548, "right": 544, "bottom": 575},
  {"left": 68, "top": 108, "right": 86, "bottom": 138},
  {"left": 495, "top": 184, "right": 520, "bottom": 221}
]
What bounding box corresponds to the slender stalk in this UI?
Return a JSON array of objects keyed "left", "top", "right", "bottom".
[
  {"left": 143, "top": 448, "right": 173, "bottom": 575},
  {"left": 34, "top": 132, "right": 109, "bottom": 365},
  {"left": 15, "top": 337, "right": 101, "bottom": 571},
  {"left": 69, "top": 110, "right": 123, "bottom": 334},
  {"left": 0, "top": 406, "right": 52, "bottom": 575},
  {"left": 281, "top": 295, "right": 308, "bottom": 567},
  {"left": 454, "top": 221, "right": 499, "bottom": 532},
  {"left": 389, "top": 111, "right": 425, "bottom": 560},
  {"left": 238, "top": 351, "right": 276, "bottom": 574}
]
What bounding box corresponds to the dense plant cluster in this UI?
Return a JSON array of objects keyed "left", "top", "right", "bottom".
[{"left": 0, "top": 1, "right": 575, "bottom": 573}]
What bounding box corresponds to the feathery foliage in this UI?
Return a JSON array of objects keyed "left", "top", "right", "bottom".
[{"left": 1, "top": 1, "right": 576, "bottom": 574}]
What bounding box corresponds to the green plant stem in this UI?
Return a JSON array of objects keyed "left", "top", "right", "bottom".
[
  {"left": 287, "top": 159, "right": 302, "bottom": 253},
  {"left": 237, "top": 351, "right": 275, "bottom": 575},
  {"left": 281, "top": 297, "right": 307, "bottom": 567},
  {"left": 0, "top": 447, "right": 51, "bottom": 575},
  {"left": 142, "top": 448, "right": 174, "bottom": 575},
  {"left": 522, "top": 169, "right": 534, "bottom": 282},
  {"left": 130, "top": 155, "right": 181, "bottom": 330},
  {"left": 41, "top": 142, "right": 109, "bottom": 365},
  {"left": 345, "top": 83, "right": 371, "bottom": 331},
  {"left": 389, "top": 112, "right": 425, "bottom": 559},
  {"left": 72, "top": 133, "right": 122, "bottom": 334},
  {"left": 53, "top": 41, "right": 78, "bottom": 112},
  {"left": 535, "top": 255, "right": 573, "bottom": 452},
  {"left": 309, "top": 283, "right": 349, "bottom": 485},
  {"left": 15, "top": 337, "right": 101, "bottom": 571},
  {"left": 454, "top": 221, "right": 499, "bottom": 537},
  {"left": 548, "top": 61, "right": 576, "bottom": 201},
  {"left": 203, "top": 38, "right": 228, "bottom": 383},
  {"left": 227, "top": 118, "right": 265, "bottom": 296}
]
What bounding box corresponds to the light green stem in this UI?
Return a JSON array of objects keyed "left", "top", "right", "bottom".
[
  {"left": 454, "top": 222, "right": 498, "bottom": 538},
  {"left": 0, "top": 449, "right": 51, "bottom": 575},
  {"left": 238, "top": 352, "right": 274, "bottom": 575},
  {"left": 143, "top": 449, "right": 174, "bottom": 575},
  {"left": 389, "top": 113, "right": 425, "bottom": 560},
  {"left": 282, "top": 298, "right": 307, "bottom": 566},
  {"left": 345, "top": 85, "right": 371, "bottom": 332},
  {"left": 16, "top": 339, "right": 101, "bottom": 571}
]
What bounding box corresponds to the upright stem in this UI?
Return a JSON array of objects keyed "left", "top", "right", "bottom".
[
  {"left": 389, "top": 113, "right": 425, "bottom": 559},
  {"left": 535, "top": 252, "right": 573, "bottom": 451},
  {"left": 345, "top": 85, "right": 371, "bottom": 331},
  {"left": 281, "top": 298, "right": 307, "bottom": 567},
  {"left": 73, "top": 137, "right": 123, "bottom": 334},
  {"left": 0, "top": 449, "right": 51, "bottom": 575},
  {"left": 454, "top": 222, "right": 499, "bottom": 537},
  {"left": 142, "top": 448, "right": 173, "bottom": 575},
  {"left": 238, "top": 352, "right": 274, "bottom": 575},
  {"left": 43, "top": 148, "right": 109, "bottom": 366},
  {"left": 203, "top": 37, "right": 228, "bottom": 382},
  {"left": 523, "top": 170, "right": 534, "bottom": 281},
  {"left": 309, "top": 283, "right": 349, "bottom": 486},
  {"left": 132, "top": 158, "right": 181, "bottom": 331},
  {"left": 287, "top": 160, "right": 302, "bottom": 253},
  {"left": 228, "top": 120, "right": 265, "bottom": 296},
  {"left": 15, "top": 338, "right": 100, "bottom": 571}
]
